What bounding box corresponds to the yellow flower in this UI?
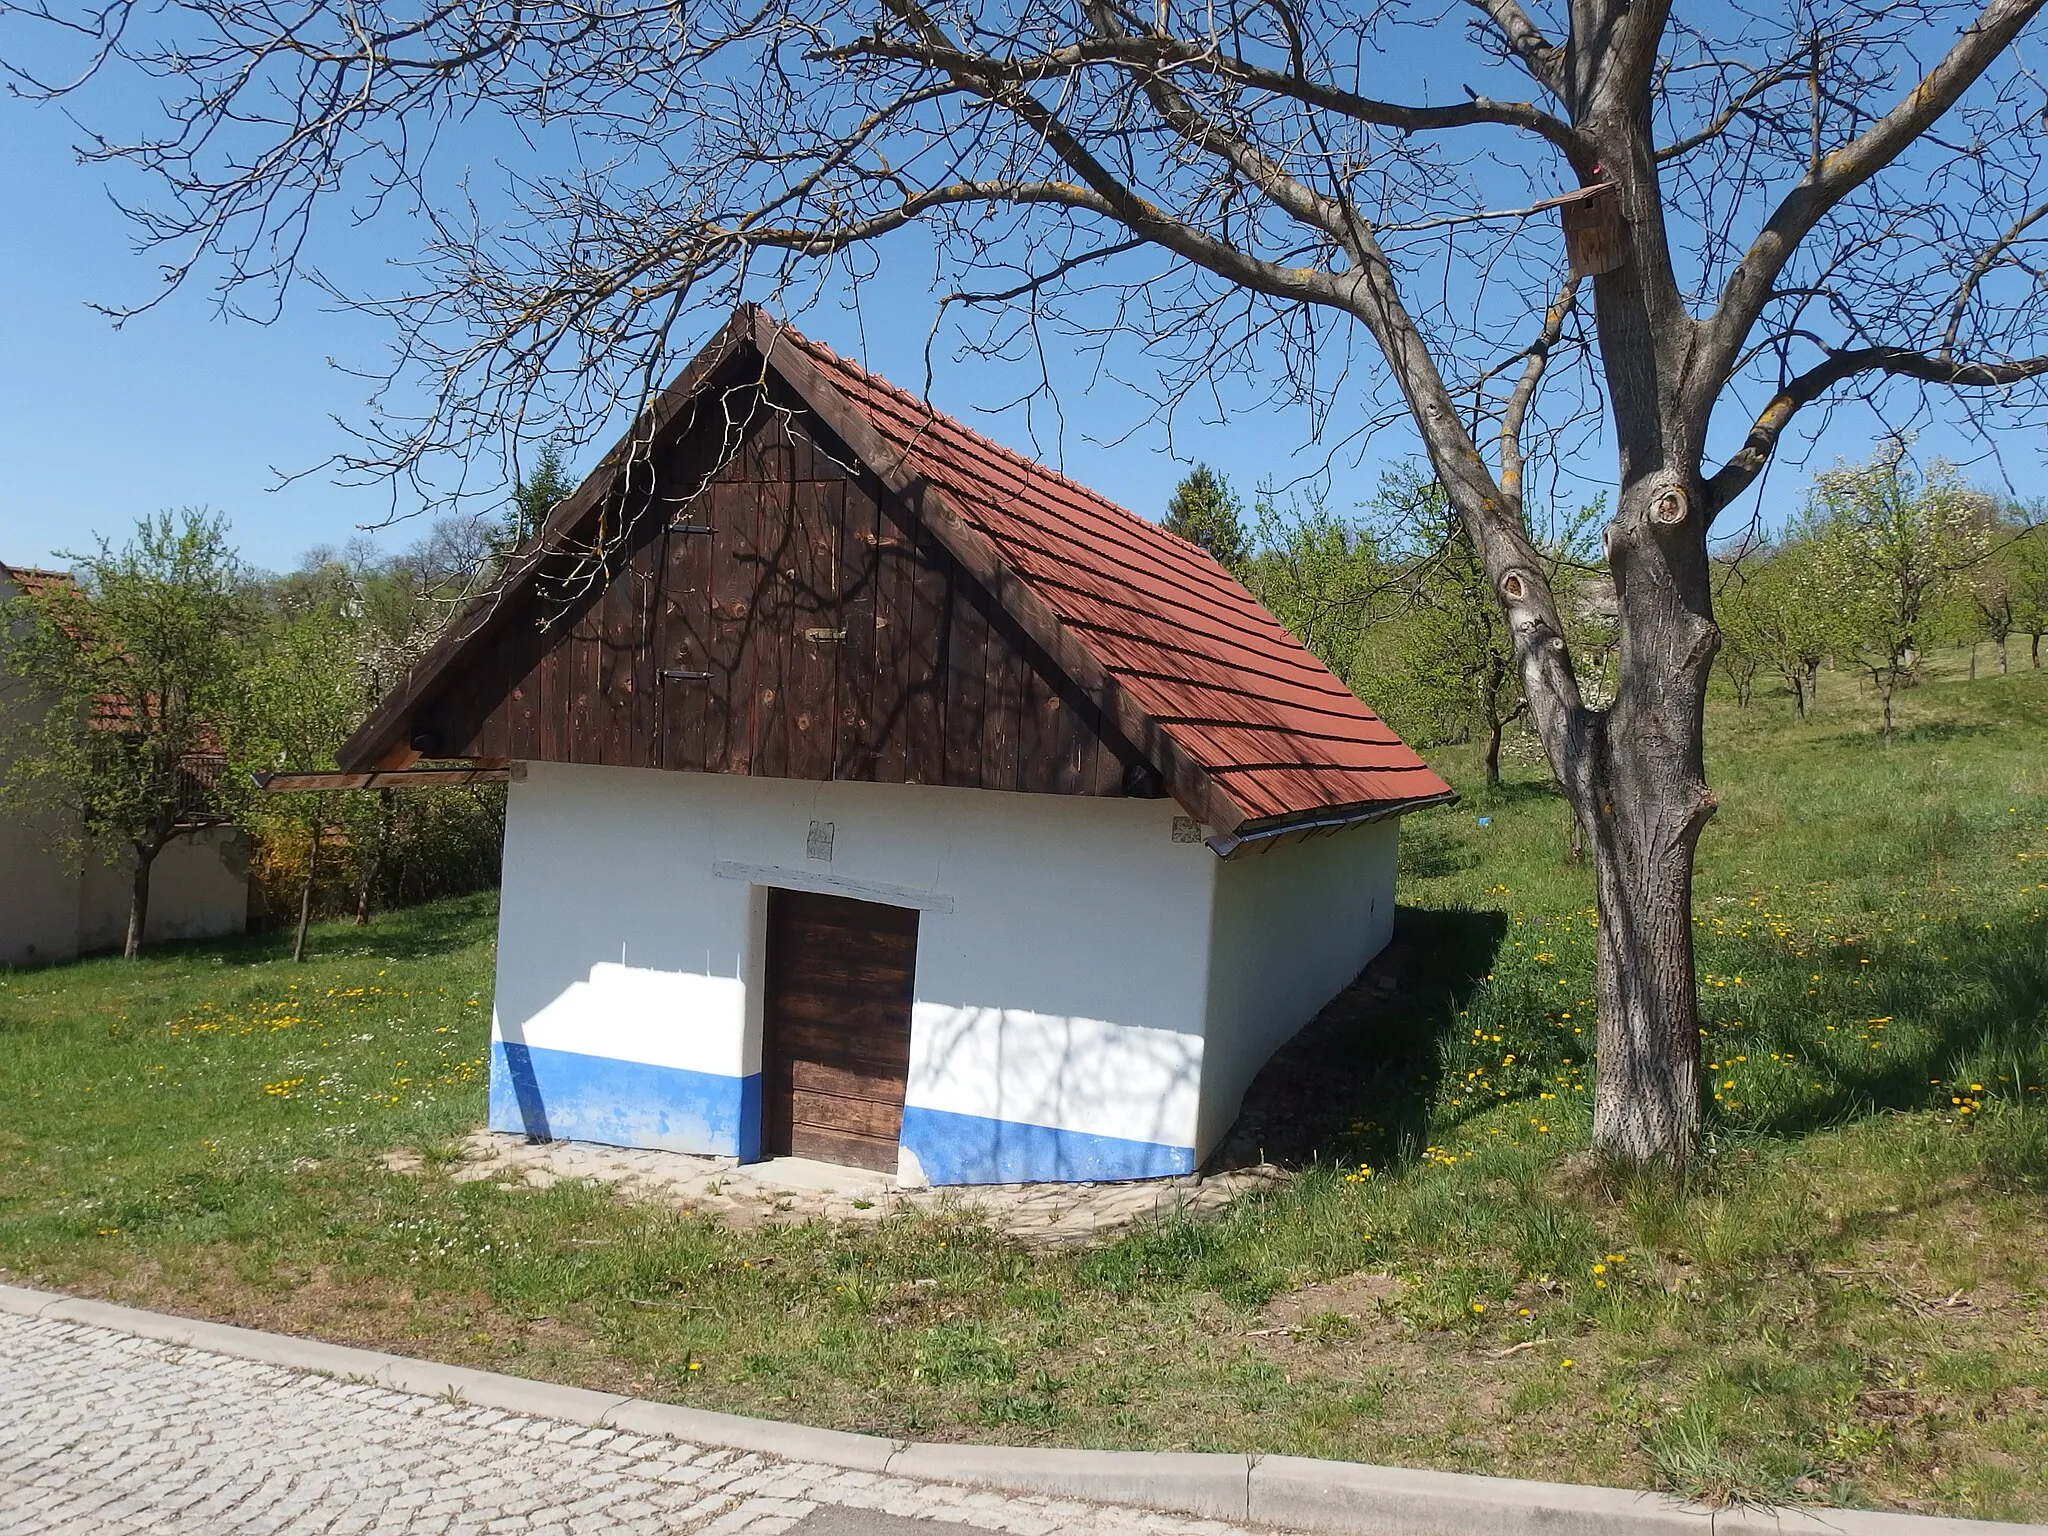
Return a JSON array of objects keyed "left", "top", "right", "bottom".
[
  {"left": 1472, "top": 1302, "right": 1486, "bottom": 1313},
  {"left": 1561, "top": 1358, "right": 1574, "bottom": 1369},
  {"left": 1592, "top": 1263, "right": 1606, "bottom": 1274}
]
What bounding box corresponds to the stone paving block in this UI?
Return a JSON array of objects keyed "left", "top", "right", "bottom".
[{"left": 0, "top": 1310, "right": 1271, "bottom": 1536}]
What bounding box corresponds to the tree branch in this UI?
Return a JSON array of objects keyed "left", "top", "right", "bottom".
[
  {"left": 1706, "top": 344, "right": 2048, "bottom": 512},
  {"left": 1501, "top": 279, "right": 1581, "bottom": 504},
  {"left": 1653, "top": 59, "right": 1806, "bottom": 163},
  {"left": 823, "top": 31, "right": 1593, "bottom": 163},
  {"left": 1692, "top": 0, "right": 2048, "bottom": 411},
  {"left": 1468, "top": 0, "right": 1568, "bottom": 100}
]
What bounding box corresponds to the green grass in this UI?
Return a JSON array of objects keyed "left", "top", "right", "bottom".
[{"left": 2, "top": 655, "right": 2044, "bottom": 1519}]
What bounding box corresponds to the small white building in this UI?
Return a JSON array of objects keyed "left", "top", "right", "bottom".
[
  {"left": 1, "top": 564, "right": 249, "bottom": 967},
  {"left": 327, "top": 308, "right": 1452, "bottom": 1183}
]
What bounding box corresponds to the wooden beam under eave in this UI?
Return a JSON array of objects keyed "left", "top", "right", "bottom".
[{"left": 254, "top": 767, "right": 511, "bottom": 793}]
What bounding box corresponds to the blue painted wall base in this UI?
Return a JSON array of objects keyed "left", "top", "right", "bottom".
[
  {"left": 900, "top": 1105, "right": 1194, "bottom": 1184},
  {"left": 488, "top": 1045, "right": 1190, "bottom": 1184},
  {"left": 490, "top": 1041, "right": 761, "bottom": 1160}
]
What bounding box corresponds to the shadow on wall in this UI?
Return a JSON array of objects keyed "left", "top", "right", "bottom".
[
  {"left": 904, "top": 1006, "right": 1206, "bottom": 1180},
  {"left": 1208, "top": 904, "right": 1510, "bottom": 1173}
]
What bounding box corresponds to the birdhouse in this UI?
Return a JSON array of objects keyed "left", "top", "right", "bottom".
[{"left": 1560, "top": 184, "right": 1626, "bottom": 278}]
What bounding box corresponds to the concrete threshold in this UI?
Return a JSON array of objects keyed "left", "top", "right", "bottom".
[{"left": 1, "top": 1283, "right": 2038, "bottom": 1536}]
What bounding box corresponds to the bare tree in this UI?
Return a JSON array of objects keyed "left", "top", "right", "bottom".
[{"left": 15, "top": 0, "right": 2048, "bottom": 1162}]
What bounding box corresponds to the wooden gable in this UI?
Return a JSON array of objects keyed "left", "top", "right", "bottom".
[
  {"left": 404, "top": 368, "right": 1155, "bottom": 799},
  {"left": 339, "top": 306, "right": 1453, "bottom": 842}
]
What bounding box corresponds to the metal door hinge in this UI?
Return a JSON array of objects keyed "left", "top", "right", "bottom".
[
  {"left": 803, "top": 627, "right": 847, "bottom": 643},
  {"left": 669, "top": 521, "right": 716, "bottom": 535},
  {"left": 660, "top": 668, "right": 712, "bottom": 681}
]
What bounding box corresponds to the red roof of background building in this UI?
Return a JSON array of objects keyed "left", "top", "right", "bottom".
[
  {"left": 772, "top": 327, "right": 1452, "bottom": 826},
  {"left": 0, "top": 563, "right": 74, "bottom": 602},
  {"left": 1, "top": 562, "right": 135, "bottom": 728}
]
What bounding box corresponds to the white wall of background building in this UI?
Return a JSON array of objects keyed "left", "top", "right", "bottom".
[{"left": 2, "top": 572, "right": 250, "bottom": 966}]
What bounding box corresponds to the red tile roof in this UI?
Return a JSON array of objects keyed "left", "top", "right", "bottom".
[
  {"left": 773, "top": 327, "right": 1452, "bottom": 826},
  {"left": 2, "top": 562, "right": 140, "bottom": 731},
  {"left": 0, "top": 563, "right": 74, "bottom": 602},
  {"left": 335, "top": 306, "right": 1453, "bottom": 834}
]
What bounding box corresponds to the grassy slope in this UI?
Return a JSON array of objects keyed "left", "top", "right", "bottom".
[{"left": 1, "top": 657, "right": 2043, "bottom": 1519}]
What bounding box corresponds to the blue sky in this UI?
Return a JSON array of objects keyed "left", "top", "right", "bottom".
[{"left": 2, "top": 51, "right": 2036, "bottom": 578}]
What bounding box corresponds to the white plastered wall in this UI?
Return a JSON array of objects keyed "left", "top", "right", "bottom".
[
  {"left": 0, "top": 756, "right": 84, "bottom": 965},
  {"left": 74, "top": 826, "right": 252, "bottom": 954},
  {"left": 493, "top": 762, "right": 1217, "bottom": 1158},
  {"left": 1194, "top": 818, "right": 1400, "bottom": 1156},
  {"left": 492, "top": 763, "right": 757, "bottom": 1083},
  {"left": 1, "top": 814, "right": 250, "bottom": 967}
]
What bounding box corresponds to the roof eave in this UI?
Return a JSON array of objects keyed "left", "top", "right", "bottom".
[{"left": 1204, "top": 787, "right": 1460, "bottom": 859}]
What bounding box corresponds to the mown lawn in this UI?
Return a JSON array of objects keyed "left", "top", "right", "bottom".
[{"left": 2, "top": 656, "right": 2044, "bottom": 1520}]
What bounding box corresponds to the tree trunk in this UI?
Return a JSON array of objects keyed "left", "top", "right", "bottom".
[
  {"left": 1521, "top": 476, "right": 1716, "bottom": 1168},
  {"left": 1484, "top": 716, "right": 1504, "bottom": 788},
  {"left": 2034, "top": 631, "right": 2042, "bottom": 668},
  {"left": 1790, "top": 669, "right": 1808, "bottom": 720},
  {"left": 293, "top": 829, "right": 318, "bottom": 963},
  {"left": 355, "top": 789, "right": 394, "bottom": 924},
  {"left": 1879, "top": 670, "right": 1898, "bottom": 743},
  {"left": 123, "top": 843, "right": 156, "bottom": 960},
  {"left": 1998, "top": 635, "right": 2008, "bottom": 674},
  {"left": 1968, "top": 643, "right": 1978, "bottom": 680},
  {"left": 1583, "top": 755, "right": 1704, "bottom": 1165}
]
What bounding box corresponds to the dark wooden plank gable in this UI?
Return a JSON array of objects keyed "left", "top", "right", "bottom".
[{"left": 400, "top": 375, "right": 1151, "bottom": 799}]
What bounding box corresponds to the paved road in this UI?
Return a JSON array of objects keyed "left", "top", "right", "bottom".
[{"left": 0, "top": 1311, "right": 1261, "bottom": 1536}]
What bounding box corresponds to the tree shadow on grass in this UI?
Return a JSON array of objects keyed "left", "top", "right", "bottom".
[
  {"left": 1705, "top": 905, "right": 2048, "bottom": 1140},
  {"left": 1208, "top": 904, "right": 1509, "bottom": 1173},
  {"left": 1813, "top": 720, "right": 1998, "bottom": 751},
  {"left": 1, "top": 890, "right": 501, "bottom": 983},
  {"left": 1470, "top": 777, "right": 1568, "bottom": 808}
]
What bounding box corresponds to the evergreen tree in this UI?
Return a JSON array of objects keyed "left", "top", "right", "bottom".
[
  {"left": 503, "top": 441, "right": 576, "bottom": 554},
  {"left": 1163, "top": 465, "right": 1249, "bottom": 572}
]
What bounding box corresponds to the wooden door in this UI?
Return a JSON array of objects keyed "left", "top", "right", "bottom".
[
  {"left": 653, "top": 510, "right": 717, "bottom": 772},
  {"left": 761, "top": 889, "right": 917, "bottom": 1172}
]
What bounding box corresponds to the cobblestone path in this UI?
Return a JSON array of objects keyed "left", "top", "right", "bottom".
[{"left": 0, "top": 1311, "right": 1259, "bottom": 1536}]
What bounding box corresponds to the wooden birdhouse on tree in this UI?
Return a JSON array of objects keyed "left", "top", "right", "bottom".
[{"left": 1560, "top": 183, "right": 1626, "bottom": 279}]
